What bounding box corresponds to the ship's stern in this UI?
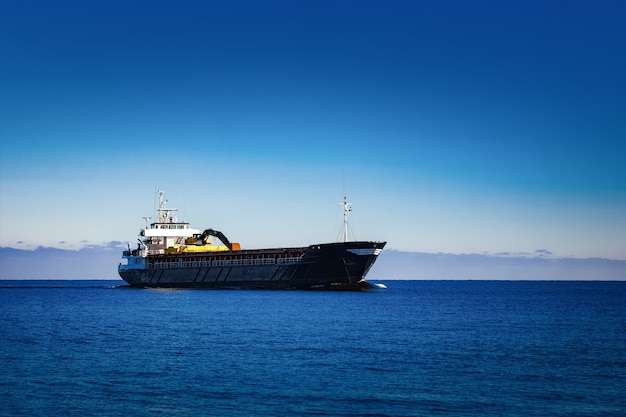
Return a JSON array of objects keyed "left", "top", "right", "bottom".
[{"left": 118, "top": 249, "right": 149, "bottom": 286}]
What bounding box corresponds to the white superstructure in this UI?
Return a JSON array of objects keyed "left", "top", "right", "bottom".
[
  {"left": 119, "top": 191, "right": 201, "bottom": 272},
  {"left": 138, "top": 190, "right": 200, "bottom": 253}
]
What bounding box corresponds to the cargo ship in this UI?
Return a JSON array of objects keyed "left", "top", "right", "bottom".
[{"left": 118, "top": 191, "right": 386, "bottom": 289}]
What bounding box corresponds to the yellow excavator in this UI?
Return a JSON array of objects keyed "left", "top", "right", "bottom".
[{"left": 165, "top": 229, "right": 241, "bottom": 254}]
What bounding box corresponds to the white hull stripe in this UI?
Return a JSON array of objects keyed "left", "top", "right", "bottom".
[{"left": 347, "top": 248, "right": 383, "bottom": 256}]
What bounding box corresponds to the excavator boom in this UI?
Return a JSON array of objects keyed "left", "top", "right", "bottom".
[{"left": 200, "top": 229, "right": 232, "bottom": 250}]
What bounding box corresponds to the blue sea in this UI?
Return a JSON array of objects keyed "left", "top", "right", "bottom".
[{"left": 1, "top": 280, "right": 625, "bottom": 417}]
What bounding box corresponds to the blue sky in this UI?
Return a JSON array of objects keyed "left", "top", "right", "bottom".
[{"left": 1, "top": 0, "right": 625, "bottom": 261}]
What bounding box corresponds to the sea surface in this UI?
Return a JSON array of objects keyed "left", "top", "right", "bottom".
[{"left": 1, "top": 280, "right": 625, "bottom": 417}]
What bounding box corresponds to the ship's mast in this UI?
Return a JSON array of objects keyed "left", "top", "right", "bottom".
[
  {"left": 342, "top": 196, "right": 352, "bottom": 243},
  {"left": 156, "top": 189, "right": 178, "bottom": 223}
]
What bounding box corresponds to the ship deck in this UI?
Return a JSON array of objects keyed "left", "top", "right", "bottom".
[{"left": 144, "top": 247, "right": 309, "bottom": 268}]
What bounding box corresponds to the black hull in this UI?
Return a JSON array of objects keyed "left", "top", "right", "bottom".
[{"left": 119, "top": 241, "right": 385, "bottom": 290}]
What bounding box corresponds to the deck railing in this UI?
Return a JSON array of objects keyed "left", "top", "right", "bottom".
[{"left": 149, "top": 256, "right": 302, "bottom": 269}]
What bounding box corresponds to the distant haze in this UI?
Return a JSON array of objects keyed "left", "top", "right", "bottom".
[{"left": 1, "top": 246, "right": 624, "bottom": 281}]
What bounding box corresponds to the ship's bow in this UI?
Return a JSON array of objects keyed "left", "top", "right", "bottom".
[{"left": 299, "top": 241, "right": 386, "bottom": 289}]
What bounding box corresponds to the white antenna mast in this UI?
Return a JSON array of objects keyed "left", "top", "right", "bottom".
[
  {"left": 156, "top": 190, "right": 166, "bottom": 222},
  {"left": 342, "top": 196, "right": 352, "bottom": 242},
  {"left": 155, "top": 189, "right": 178, "bottom": 223}
]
